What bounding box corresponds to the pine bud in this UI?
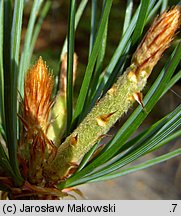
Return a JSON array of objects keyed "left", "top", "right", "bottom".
[
  {"left": 24, "top": 57, "right": 54, "bottom": 132},
  {"left": 132, "top": 6, "right": 181, "bottom": 79},
  {"left": 19, "top": 57, "right": 55, "bottom": 184}
]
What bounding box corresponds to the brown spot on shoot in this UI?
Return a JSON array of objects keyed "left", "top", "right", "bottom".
[
  {"left": 107, "top": 86, "right": 116, "bottom": 95},
  {"left": 96, "top": 111, "right": 116, "bottom": 127},
  {"left": 132, "top": 92, "right": 144, "bottom": 108},
  {"left": 127, "top": 71, "right": 138, "bottom": 83},
  {"left": 70, "top": 134, "right": 78, "bottom": 145}
]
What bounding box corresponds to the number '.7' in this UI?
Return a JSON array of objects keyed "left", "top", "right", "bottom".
[{"left": 172, "top": 204, "right": 177, "bottom": 212}]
